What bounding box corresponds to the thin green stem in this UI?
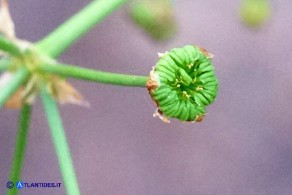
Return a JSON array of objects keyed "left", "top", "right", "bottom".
[
  {"left": 40, "top": 63, "right": 148, "bottom": 87},
  {"left": 0, "top": 68, "right": 29, "bottom": 108},
  {"left": 7, "top": 104, "right": 32, "bottom": 195},
  {"left": 0, "top": 35, "right": 22, "bottom": 56},
  {"left": 41, "top": 88, "right": 80, "bottom": 195},
  {"left": 36, "top": 0, "right": 128, "bottom": 58}
]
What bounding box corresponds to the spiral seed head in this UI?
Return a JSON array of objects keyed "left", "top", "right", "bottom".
[{"left": 147, "top": 45, "right": 218, "bottom": 122}]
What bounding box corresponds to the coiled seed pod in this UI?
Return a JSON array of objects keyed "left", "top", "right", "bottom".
[{"left": 147, "top": 45, "right": 218, "bottom": 123}]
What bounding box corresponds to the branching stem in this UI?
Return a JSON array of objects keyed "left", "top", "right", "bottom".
[
  {"left": 36, "top": 0, "right": 129, "bottom": 58},
  {"left": 40, "top": 63, "right": 148, "bottom": 87},
  {"left": 7, "top": 104, "right": 31, "bottom": 195},
  {"left": 0, "top": 35, "right": 21, "bottom": 56},
  {"left": 0, "top": 68, "right": 29, "bottom": 108},
  {"left": 41, "top": 88, "right": 80, "bottom": 195}
]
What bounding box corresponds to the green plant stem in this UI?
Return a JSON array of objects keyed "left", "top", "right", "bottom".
[
  {"left": 0, "top": 68, "right": 29, "bottom": 108},
  {"left": 41, "top": 88, "right": 80, "bottom": 195},
  {"left": 36, "top": 0, "right": 128, "bottom": 58},
  {"left": 40, "top": 63, "right": 148, "bottom": 87},
  {"left": 0, "top": 35, "right": 21, "bottom": 56},
  {"left": 7, "top": 104, "right": 31, "bottom": 195}
]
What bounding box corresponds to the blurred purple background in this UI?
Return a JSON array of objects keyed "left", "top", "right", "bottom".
[{"left": 1, "top": 0, "right": 292, "bottom": 194}]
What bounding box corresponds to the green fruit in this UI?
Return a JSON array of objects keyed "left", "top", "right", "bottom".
[
  {"left": 240, "top": 0, "right": 271, "bottom": 28},
  {"left": 147, "top": 45, "right": 219, "bottom": 122},
  {"left": 129, "top": 0, "right": 176, "bottom": 40}
]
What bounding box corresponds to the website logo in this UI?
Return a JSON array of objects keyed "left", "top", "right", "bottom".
[
  {"left": 6, "top": 181, "right": 14, "bottom": 189},
  {"left": 16, "top": 181, "right": 24, "bottom": 189}
]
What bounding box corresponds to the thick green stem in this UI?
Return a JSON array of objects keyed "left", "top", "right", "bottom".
[
  {"left": 40, "top": 63, "right": 148, "bottom": 87},
  {"left": 36, "top": 0, "right": 128, "bottom": 58},
  {"left": 0, "top": 35, "right": 22, "bottom": 56},
  {"left": 0, "top": 68, "right": 29, "bottom": 108},
  {"left": 7, "top": 104, "right": 31, "bottom": 195},
  {"left": 41, "top": 88, "right": 80, "bottom": 195}
]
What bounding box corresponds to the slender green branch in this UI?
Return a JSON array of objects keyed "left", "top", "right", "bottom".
[
  {"left": 36, "top": 0, "right": 129, "bottom": 58},
  {"left": 7, "top": 104, "right": 32, "bottom": 195},
  {"left": 40, "top": 63, "right": 148, "bottom": 87},
  {"left": 0, "top": 68, "right": 29, "bottom": 108},
  {"left": 41, "top": 88, "right": 80, "bottom": 195},
  {"left": 0, "top": 35, "right": 21, "bottom": 56}
]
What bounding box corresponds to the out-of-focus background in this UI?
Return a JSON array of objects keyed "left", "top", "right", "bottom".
[{"left": 1, "top": 0, "right": 292, "bottom": 194}]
